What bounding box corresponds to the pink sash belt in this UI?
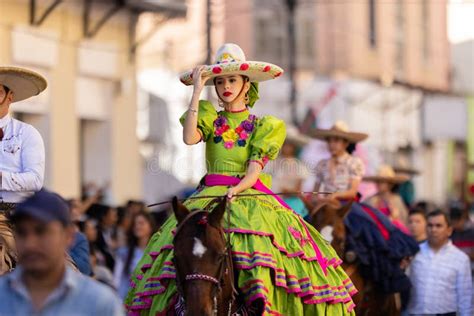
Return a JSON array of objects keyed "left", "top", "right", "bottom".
[{"left": 204, "top": 174, "right": 329, "bottom": 275}]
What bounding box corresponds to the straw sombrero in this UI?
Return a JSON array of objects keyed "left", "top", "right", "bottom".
[
  {"left": 310, "top": 121, "right": 368, "bottom": 143},
  {"left": 179, "top": 43, "right": 284, "bottom": 86},
  {"left": 285, "top": 125, "right": 311, "bottom": 147},
  {"left": 393, "top": 157, "right": 420, "bottom": 175},
  {"left": 363, "top": 165, "right": 410, "bottom": 184},
  {"left": 0, "top": 67, "right": 47, "bottom": 102}
]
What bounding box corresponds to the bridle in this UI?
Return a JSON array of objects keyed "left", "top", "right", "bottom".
[{"left": 173, "top": 200, "right": 238, "bottom": 316}]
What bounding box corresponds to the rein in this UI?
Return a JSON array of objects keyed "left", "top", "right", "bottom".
[{"left": 148, "top": 191, "right": 332, "bottom": 208}]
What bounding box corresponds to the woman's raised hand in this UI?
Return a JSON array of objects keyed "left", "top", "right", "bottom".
[{"left": 192, "top": 66, "right": 210, "bottom": 92}]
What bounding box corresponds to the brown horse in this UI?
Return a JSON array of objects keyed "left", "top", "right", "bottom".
[
  {"left": 172, "top": 196, "right": 238, "bottom": 316},
  {"left": 311, "top": 200, "right": 400, "bottom": 316}
]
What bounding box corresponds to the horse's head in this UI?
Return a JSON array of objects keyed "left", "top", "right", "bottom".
[
  {"left": 172, "top": 196, "right": 234, "bottom": 316},
  {"left": 311, "top": 200, "right": 352, "bottom": 258}
]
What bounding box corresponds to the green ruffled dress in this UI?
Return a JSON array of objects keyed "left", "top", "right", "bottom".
[{"left": 125, "top": 101, "right": 357, "bottom": 315}]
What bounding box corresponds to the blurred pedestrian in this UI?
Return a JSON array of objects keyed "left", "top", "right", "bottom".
[
  {"left": 115, "top": 206, "right": 131, "bottom": 248},
  {"left": 408, "top": 210, "right": 472, "bottom": 316},
  {"left": 126, "top": 200, "right": 145, "bottom": 216},
  {"left": 87, "top": 204, "right": 117, "bottom": 270},
  {"left": 393, "top": 157, "right": 419, "bottom": 208},
  {"left": 0, "top": 189, "right": 124, "bottom": 315},
  {"left": 408, "top": 208, "right": 427, "bottom": 243},
  {"left": 269, "top": 125, "right": 311, "bottom": 218},
  {"left": 0, "top": 66, "right": 47, "bottom": 274},
  {"left": 67, "top": 200, "right": 91, "bottom": 275},
  {"left": 450, "top": 206, "right": 474, "bottom": 278},
  {"left": 113, "top": 211, "right": 156, "bottom": 298}
]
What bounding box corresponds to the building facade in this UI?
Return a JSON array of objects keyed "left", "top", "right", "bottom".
[{"left": 0, "top": 0, "right": 181, "bottom": 203}]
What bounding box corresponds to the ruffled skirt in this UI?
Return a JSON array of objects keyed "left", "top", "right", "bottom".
[{"left": 125, "top": 185, "right": 357, "bottom": 315}]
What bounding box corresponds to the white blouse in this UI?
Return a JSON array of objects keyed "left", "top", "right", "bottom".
[{"left": 0, "top": 114, "right": 45, "bottom": 203}]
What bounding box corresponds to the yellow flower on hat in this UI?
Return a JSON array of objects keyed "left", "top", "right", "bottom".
[{"left": 222, "top": 129, "right": 238, "bottom": 143}]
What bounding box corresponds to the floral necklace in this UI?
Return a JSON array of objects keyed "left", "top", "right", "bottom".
[{"left": 213, "top": 113, "right": 257, "bottom": 149}]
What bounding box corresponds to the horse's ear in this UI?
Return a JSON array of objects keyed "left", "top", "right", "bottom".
[
  {"left": 172, "top": 196, "right": 189, "bottom": 224},
  {"left": 337, "top": 201, "right": 353, "bottom": 218},
  {"left": 208, "top": 197, "right": 227, "bottom": 228}
]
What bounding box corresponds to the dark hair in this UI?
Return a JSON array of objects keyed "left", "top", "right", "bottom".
[
  {"left": 86, "top": 203, "right": 113, "bottom": 225},
  {"left": 449, "top": 206, "right": 465, "bottom": 222},
  {"left": 346, "top": 143, "right": 356, "bottom": 154},
  {"left": 427, "top": 209, "right": 451, "bottom": 226},
  {"left": 409, "top": 208, "right": 426, "bottom": 219},
  {"left": 123, "top": 211, "right": 157, "bottom": 276},
  {"left": 391, "top": 184, "right": 400, "bottom": 193},
  {"left": 116, "top": 206, "right": 129, "bottom": 225},
  {"left": 1, "top": 85, "right": 10, "bottom": 104}
]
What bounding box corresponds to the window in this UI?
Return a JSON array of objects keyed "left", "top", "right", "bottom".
[
  {"left": 395, "top": 1, "right": 405, "bottom": 76},
  {"left": 253, "top": 3, "right": 287, "bottom": 65},
  {"left": 296, "top": 12, "right": 315, "bottom": 68}
]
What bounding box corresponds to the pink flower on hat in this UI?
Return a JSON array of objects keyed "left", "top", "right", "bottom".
[
  {"left": 263, "top": 65, "right": 271, "bottom": 72},
  {"left": 212, "top": 66, "right": 222, "bottom": 74},
  {"left": 240, "top": 63, "right": 249, "bottom": 71}
]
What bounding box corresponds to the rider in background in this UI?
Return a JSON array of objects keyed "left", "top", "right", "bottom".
[
  {"left": 311, "top": 120, "right": 367, "bottom": 208},
  {"left": 309, "top": 122, "right": 419, "bottom": 298},
  {"left": 0, "top": 67, "right": 46, "bottom": 274},
  {"left": 363, "top": 165, "right": 411, "bottom": 233}
]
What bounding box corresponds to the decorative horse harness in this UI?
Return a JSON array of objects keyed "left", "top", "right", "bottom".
[{"left": 173, "top": 201, "right": 239, "bottom": 316}]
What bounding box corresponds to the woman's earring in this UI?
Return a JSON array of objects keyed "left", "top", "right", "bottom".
[{"left": 244, "top": 93, "right": 250, "bottom": 105}]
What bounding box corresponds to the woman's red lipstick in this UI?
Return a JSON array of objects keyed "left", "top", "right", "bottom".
[{"left": 223, "top": 91, "right": 232, "bottom": 97}]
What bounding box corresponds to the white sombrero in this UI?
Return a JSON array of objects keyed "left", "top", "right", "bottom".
[
  {"left": 363, "top": 165, "right": 410, "bottom": 184},
  {"left": 180, "top": 43, "right": 284, "bottom": 86},
  {"left": 0, "top": 67, "right": 47, "bottom": 102},
  {"left": 310, "top": 121, "right": 368, "bottom": 143},
  {"left": 285, "top": 125, "right": 311, "bottom": 147}
]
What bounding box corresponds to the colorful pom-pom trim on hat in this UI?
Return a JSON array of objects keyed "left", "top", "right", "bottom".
[{"left": 179, "top": 43, "right": 284, "bottom": 86}]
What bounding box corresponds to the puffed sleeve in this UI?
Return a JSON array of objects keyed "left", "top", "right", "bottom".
[
  {"left": 179, "top": 100, "right": 218, "bottom": 142},
  {"left": 248, "top": 116, "right": 286, "bottom": 168},
  {"left": 349, "top": 156, "right": 365, "bottom": 181}
]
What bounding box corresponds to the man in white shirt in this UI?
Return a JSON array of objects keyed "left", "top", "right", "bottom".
[
  {"left": 0, "top": 66, "right": 47, "bottom": 274},
  {"left": 408, "top": 210, "right": 473, "bottom": 316}
]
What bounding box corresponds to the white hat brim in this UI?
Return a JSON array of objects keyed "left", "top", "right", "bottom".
[
  {"left": 0, "top": 67, "right": 47, "bottom": 102},
  {"left": 310, "top": 129, "right": 368, "bottom": 143},
  {"left": 180, "top": 61, "right": 283, "bottom": 86}
]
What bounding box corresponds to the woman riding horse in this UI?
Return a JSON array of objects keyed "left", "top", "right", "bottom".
[
  {"left": 363, "top": 165, "right": 411, "bottom": 234},
  {"left": 309, "top": 125, "right": 418, "bottom": 304},
  {"left": 125, "top": 44, "right": 357, "bottom": 315},
  {"left": 311, "top": 121, "right": 367, "bottom": 209}
]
